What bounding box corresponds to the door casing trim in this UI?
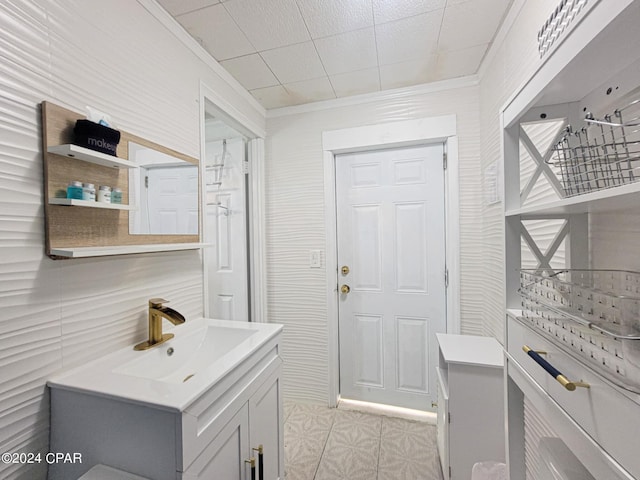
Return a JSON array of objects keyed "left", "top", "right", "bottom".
[
  {"left": 322, "top": 115, "right": 461, "bottom": 407},
  {"left": 200, "top": 82, "right": 267, "bottom": 323}
]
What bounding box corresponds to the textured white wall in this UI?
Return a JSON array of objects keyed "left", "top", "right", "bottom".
[
  {"left": 478, "top": 0, "right": 563, "bottom": 342},
  {"left": 264, "top": 0, "right": 574, "bottom": 406},
  {"left": 0, "top": 1, "right": 264, "bottom": 479},
  {"left": 265, "top": 84, "right": 481, "bottom": 403}
]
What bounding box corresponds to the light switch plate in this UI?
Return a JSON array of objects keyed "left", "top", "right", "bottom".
[{"left": 310, "top": 250, "right": 322, "bottom": 268}]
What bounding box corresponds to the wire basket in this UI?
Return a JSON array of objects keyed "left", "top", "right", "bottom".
[
  {"left": 519, "top": 269, "right": 640, "bottom": 392},
  {"left": 548, "top": 98, "right": 640, "bottom": 197},
  {"left": 520, "top": 269, "right": 640, "bottom": 329}
]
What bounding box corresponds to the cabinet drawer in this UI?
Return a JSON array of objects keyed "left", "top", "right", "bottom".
[
  {"left": 181, "top": 403, "right": 250, "bottom": 480},
  {"left": 507, "top": 318, "right": 550, "bottom": 392},
  {"left": 507, "top": 316, "right": 640, "bottom": 478},
  {"left": 181, "top": 339, "right": 281, "bottom": 471}
]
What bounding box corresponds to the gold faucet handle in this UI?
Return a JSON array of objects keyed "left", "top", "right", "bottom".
[{"left": 149, "top": 298, "right": 169, "bottom": 308}]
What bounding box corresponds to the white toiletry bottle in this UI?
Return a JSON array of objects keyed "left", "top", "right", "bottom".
[
  {"left": 82, "top": 183, "right": 96, "bottom": 201},
  {"left": 97, "top": 185, "right": 112, "bottom": 203}
]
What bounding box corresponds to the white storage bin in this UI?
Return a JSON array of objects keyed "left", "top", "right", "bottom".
[{"left": 471, "top": 461, "right": 507, "bottom": 480}]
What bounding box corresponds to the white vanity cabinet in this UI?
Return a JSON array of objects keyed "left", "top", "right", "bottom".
[
  {"left": 48, "top": 321, "right": 283, "bottom": 480},
  {"left": 182, "top": 367, "right": 283, "bottom": 480},
  {"left": 436, "top": 333, "right": 504, "bottom": 480}
]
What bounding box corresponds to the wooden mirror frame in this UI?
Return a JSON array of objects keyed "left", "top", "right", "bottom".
[{"left": 41, "top": 101, "right": 200, "bottom": 259}]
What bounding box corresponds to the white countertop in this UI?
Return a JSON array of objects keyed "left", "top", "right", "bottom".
[
  {"left": 436, "top": 333, "right": 504, "bottom": 368},
  {"left": 47, "top": 318, "right": 282, "bottom": 412}
]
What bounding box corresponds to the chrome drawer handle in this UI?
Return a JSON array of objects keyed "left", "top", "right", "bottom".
[{"left": 522, "top": 345, "right": 590, "bottom": 391}]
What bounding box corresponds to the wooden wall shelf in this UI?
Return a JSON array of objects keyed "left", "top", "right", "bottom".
[
  {"left": 50, "top": 243, "right": 210, "bottom": 259},
  {"left": 41, "top": 101, "right": 201, "bottom": 259},
  {"left": 48, "top": 198, "right": 135, "bottom": 210},
  {"left": 47, "top": 144, "right": 138, "bottom": 169}
]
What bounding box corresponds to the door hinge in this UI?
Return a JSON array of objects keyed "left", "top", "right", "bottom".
[
  {"left": 449, "top": 466, "right": 452, "bottom": 478},
  {"left": 448, "top": 412, "right": 451, "bottom": 424},
  {"left": 443, "top": 152, "right": 447, "bottom": 170},
  {"left": 445, "top": 268, "right": 449, "bottom": 289},
  {"left": 145, "top": 175, "right": 149, "bottom": 188},
  {"left": 243, "top": 159, "right": 249, "bottom": 174}
]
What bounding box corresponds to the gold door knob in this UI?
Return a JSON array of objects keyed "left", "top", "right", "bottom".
[{"left": 341, "top": 284, "right": 351, "bottom": 294}]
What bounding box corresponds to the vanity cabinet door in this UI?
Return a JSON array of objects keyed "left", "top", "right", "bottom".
[
  {"left": 248, "top": 369, "right": 284, "bottom": 480},
  {"left": 182, "top": 404, "right": 250, "bottom": 480}
]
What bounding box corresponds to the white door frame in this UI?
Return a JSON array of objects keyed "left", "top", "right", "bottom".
[
  {"left": 322, "top": 115, "right": 461, "bottom": 407},
  {"left": 199, "top": 82, "right": 268, "bottom": 323}
]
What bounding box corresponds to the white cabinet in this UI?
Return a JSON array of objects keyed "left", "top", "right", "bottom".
[
  {"left": 436, "top": 333, "right": 504, "bottom": 480},
  {"left": 249, "top": 369, "right": 284, "bottom": 480},
  {"left": 49, "top": 331, "right": 283, "bottom": 480},
  {"left": 183, "top": 368, "right": 284, "bottom": 480},
  {"left": 184, "top": 404, "right": 250, "bottom": 480}
]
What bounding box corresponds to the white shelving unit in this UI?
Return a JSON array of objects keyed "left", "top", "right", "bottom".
[
  {"left": 506, "top": 182, "right": 640, "bottom": 217},
  {"left": 47, "top": 145, "right": 136, "bottom": 211},
  {"left": 48, "top": 198, "right": 134, "bottom": 210},
  {"left": 502, "top": 1, "right": 640, "bottom": 479},
  {"left": 47, "top": 144, "right": 138, "bottom": 169},
  {"left": 49, "top": 243, "right": 210, "bottom": 259}
]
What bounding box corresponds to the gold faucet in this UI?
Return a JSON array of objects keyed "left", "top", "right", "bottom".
[{"left": 134, "top": 298, "right": 186, "bottom": 351}]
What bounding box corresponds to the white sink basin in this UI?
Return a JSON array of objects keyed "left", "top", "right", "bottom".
[
  {"left": 113, "top": 325, "right": 256, "bottom": 384},
  {"left": 48, "top": 318, "right": 282, "bottom": 411}
]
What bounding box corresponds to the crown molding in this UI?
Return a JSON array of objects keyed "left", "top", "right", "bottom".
[
  {"left": 136, "top": 0, "right": 266, "bottom": 117},
  {"left": 477, "top": 0, "right": 527, "bottom": 80},
  {"left": 266, "top": 75, "right": 479, "bottom": 118}
]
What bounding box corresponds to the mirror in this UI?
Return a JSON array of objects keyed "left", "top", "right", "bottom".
[{"left": 128, "top": 142, "right": 199, "bottom": 235}]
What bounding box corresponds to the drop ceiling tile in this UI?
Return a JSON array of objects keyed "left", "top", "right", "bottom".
[
  {"left": 379, "top": 55, "right": 437, "bottom": 89},
  {"left": 435, "top": 44, "right": 487, "bottom": 79},
  {"left": 159, "top": 0, "right": 220, "bottom": 16},
  {"left": 296, "top": 0, "right": 374, "bottom": 38},
  {"left": 260, "top": 42, "right": 326, "bottom": 84},
  {"left": 283, "top": 77, "right": 336, "bottom": 105},
  {"left": 220, "top": 54, "right": 279, "bottom": 90},
  {"left": 372, "top": 0, "right": 446, "bottom": 24},
  {"left": 330, "top": 68, "right": 380, "bottom": 97},
  {"left": 375, "top": 10, "right": 443, "bottom": 65},
  {"left": 438, "top": 0, "right": 510, "bottom": 51},
  {"left": 250, "top": 85, "right": 293, "bottom": 109},
  {"left": 314, "top": 28, "right": 377, "bottom": 75},
  {"left": 176, "top": 4, "right": 255, "bottom": 60},
  {"left": 224, "top": 0, "right": 310, "bottom": 51}
]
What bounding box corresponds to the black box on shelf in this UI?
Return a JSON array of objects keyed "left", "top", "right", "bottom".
[{"left": 73, "top": 119, "right": 121, "bottom": 156}]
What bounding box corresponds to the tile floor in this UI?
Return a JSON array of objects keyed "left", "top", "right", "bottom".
[{"left": 283, "top": 402, "right": 444, "bottom": 480}]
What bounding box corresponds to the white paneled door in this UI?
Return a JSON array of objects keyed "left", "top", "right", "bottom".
[
  {"left": 336, "top": 144, "right": 447, "bottom": 411},
  {"left": 205, "top": 138, "right": 249, "bottom": 321},
  {"left": 147, "top": 165, "right": 199, "bottom": 234}
]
